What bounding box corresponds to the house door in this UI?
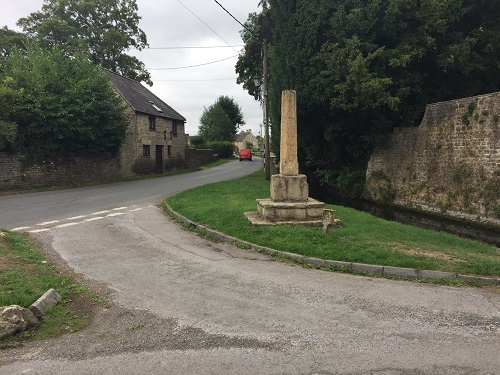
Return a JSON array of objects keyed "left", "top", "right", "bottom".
[{"left": 155, "top": 145, "right": 163, "bottom": 174}]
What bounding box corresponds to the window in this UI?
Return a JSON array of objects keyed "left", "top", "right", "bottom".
[
  {"left": 149, "top": 100, "right": 163, "bottom": 114},
  {"left": 167, "top": 145, "right": 172, "bottom": 156},
  {"left": 149, "top": 117, "right": 156, "bottom": 130},
  {"left": 172, "top": 121, "right": 178, "bottom": 137},
  {"left": 143, "top": 145, "right": 150, "bottom": 156}
]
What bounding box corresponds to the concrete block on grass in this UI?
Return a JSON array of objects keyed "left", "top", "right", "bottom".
[{"left": 29, "top": 289, "right": 61, "bottom": 319}]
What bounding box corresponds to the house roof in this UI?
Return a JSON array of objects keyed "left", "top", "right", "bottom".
[
  {"left": 108, "top": 71, "right": 186, "bottom": 122},
  {"left": 236, "top": 131, "right": 252, "bottom": 142}
]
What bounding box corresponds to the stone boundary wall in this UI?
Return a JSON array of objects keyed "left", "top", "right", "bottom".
[
  {"left": 366, "top": 92, "right": 500, "bottom": 225},
  {"left": 0, "top": 153, "right": 121, "bottom": 190},
  {"left": 185, "top": 149, "right": 218, "bottom": 169}
]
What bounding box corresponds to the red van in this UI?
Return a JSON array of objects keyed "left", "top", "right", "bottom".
[{"left": 239, "top": 148, "right": 252, "bottom": 161}]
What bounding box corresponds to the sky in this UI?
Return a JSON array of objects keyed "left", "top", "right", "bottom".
[{"left": 0, "top": 0, "right": 264, "bottom": 137}]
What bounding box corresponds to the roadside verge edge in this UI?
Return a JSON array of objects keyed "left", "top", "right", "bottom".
[{"left": 164, "top": 204, "right": 500, "bottom": 286}]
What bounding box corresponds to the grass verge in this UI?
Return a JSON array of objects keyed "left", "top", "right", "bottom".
[
  {"left": 164, "top": 169, "right": 500, "bottom": 277},
  {"left": 0, "top": 230, "right": 103, "bottom": 343}
]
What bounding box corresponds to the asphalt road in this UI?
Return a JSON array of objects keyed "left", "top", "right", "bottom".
[
  {"left": 0, "top": 159, "right": 262, "bottom": 230},
  {"left": 1, "top": 160, "right": 499, "bottom": 374}
]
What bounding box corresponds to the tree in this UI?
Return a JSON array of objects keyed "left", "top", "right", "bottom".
[
  {"left": 0, "top": 77, "right": 21, "bottom": 151},
  {"left": 198, "top": 96, "right": 245, "bottom": 142},
  {"left": 17, "top": 0, "right": 151, "bottom": 85},
  {"left": 235, "top": 10, "right": 273, "bottom": 100},
  {"left": 1, "top": 44, "right": 128, "bottom": 158},
  {"left": 0, "top": 27, "right": 26, "bottom": 62},
  {"left": 264, "top": 0, "right": 500, "bottom": 198},
  {"left": 217, "top": 95, "right": 245, "bottom": 127}
]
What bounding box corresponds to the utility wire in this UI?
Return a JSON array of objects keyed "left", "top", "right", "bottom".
[
  {"left": 153, "top": 78, "right": 235, "bottom": 82},
  {"left": 175, "top": 0, "right": 239, "bottom": 53},
  {"left": 213, "top": 0, "right": 262, "bottom": 41},
  {"left": 144, "top": 45, "right": 243, "bottom": 50},
  {"left": 147, "top": 55, "right": 238, "bottom": 70}
]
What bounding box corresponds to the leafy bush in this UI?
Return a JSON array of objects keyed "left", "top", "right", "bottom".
[
  {"left": 189, "top": 135, "right": 205, "bottom": 147},
  {"left": 206, "top": 141, "right": 235, "bottom": 158},
  {"left": 1, "top": 43, "right": 128, "bottom": 159}
]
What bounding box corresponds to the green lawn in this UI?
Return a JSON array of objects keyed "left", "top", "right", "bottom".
[
  {"left": 0, "top": 230, "right": 102, "bottom": 342},
  {"left": 165, "top": 169, "right": 500, "bottom": 276}
]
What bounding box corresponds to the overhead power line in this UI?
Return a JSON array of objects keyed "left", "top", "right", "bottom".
[
  {"left": 147, "top": 55, "right": 238, "bottom": 70},
  {"left": 175, "top": 0, "right": 238, "bottom": 53},
  {"left": 144, "top": 45, "right": 243, "bottom": 50},
  {"left": 153, "top": 78, "right": 235, "bottom": 82},
  {"left": 213, "top": 0, "right": 261, "bottom": 41}
]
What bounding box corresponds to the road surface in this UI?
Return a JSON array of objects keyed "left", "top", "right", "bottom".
[
  {"left": 0, "top": 160, "right": 499, "bottom": 374},
  {"left": 0, "top": 159, "right": 262, "bottom": 230}
]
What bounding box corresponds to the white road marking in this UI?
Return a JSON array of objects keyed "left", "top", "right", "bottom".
[
  {"left": 92, "top": 210, "right": 111, "bottom": 215},
  {"left": 13, "top": 205, "right": 147, "bottom": 233},
  {"left": 66, "top": 215, "right": 86, "bottom": 220},
  {"left": 54, "top": 222, "right": 79, "bottom": 228},
  {"left": 29, "top": 228, "right": 50, "bottom": 233},
  {"left": 84, "top": 217, "right": 105, "bottom": 222},
  {"left": 37, "top": 220, "right": 60, "bottom": 226},
  {"left": 11, "top": 226, "right": 31, "bottom": 231}
]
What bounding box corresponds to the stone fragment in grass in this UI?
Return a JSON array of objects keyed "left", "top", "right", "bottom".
[{"left": 0, "top": 305, "right": 40, "bottom": 339}]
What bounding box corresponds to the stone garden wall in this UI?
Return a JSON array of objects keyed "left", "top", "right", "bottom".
[
  {"left": 0, "top": 153, "right": 121, "bottom": 190},
  {"left": 366, "top": 92, "right": 500, "bottom": 225},
  {"left": 184, "top": 149, "right": 219, "bottom": 169}
]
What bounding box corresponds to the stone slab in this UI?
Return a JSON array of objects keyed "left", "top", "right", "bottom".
[
  {"left": 256, "top": 198, "right": 325, "bottom": 222},
  {"left": 244, "top": 211, "right": 323, "bottom": 227}
]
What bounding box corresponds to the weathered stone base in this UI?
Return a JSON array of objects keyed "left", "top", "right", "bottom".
[
  {"left": 245, "top": 197, "right": 326, "bottom": 226},
  {"left": 270, "top": 174, "right": 309, "bottom": 202},
  {"left": 244, "top": 211, "right": 323, "bottom": 227}
]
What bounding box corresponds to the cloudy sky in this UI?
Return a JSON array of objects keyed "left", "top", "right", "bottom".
[{"left": 0, "top": 0, "right": 263, "bottom": 137}]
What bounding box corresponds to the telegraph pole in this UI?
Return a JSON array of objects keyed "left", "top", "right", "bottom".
[{"left": 263, "top": 40, "right": 270, "bottom": 180}]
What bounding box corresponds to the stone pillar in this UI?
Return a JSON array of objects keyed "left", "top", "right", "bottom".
[
  {"left": 270, "top": 90, "right": 309, "bottom": 203},
  {"left": 279, "top": 90, "right": 299, "bottom": 176},
  {"left": 245, "top": 89, "right": 326, "bottom": 226}
]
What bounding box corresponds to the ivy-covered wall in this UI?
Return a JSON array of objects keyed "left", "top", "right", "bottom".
[{"left": 366, "top": 92, "right": 500, "bottom": 224}]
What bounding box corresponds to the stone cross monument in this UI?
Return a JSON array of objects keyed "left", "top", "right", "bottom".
[{"left": 245, "top": 90, "right": 325, "bottom": 226}]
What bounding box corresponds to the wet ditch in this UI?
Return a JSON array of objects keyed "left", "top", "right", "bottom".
[{"left": 329, "top": 198, "right": 500, "bottom": 247}]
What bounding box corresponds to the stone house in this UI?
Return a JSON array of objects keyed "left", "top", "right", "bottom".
[
  {"left": 108, "top": 71, "right": 187, "bottom": 175},
  {"left": 234, "top": 130, "right": 259, "bottom": 151}
]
